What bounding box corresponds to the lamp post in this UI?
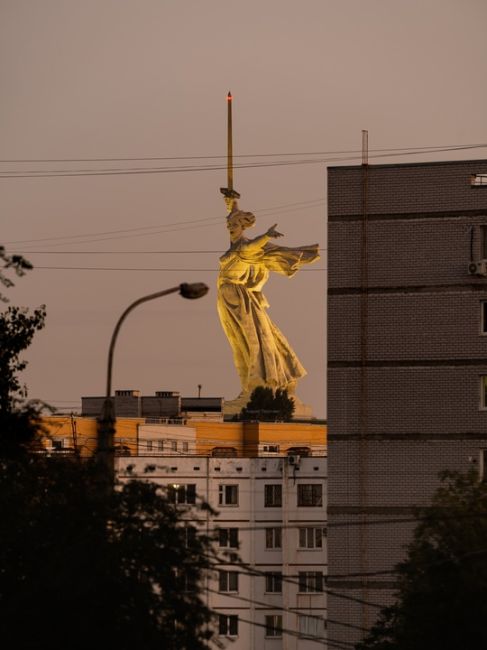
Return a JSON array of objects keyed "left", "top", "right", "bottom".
[{"left": 96, "top": 282, "right": 209, "bottom": 488}]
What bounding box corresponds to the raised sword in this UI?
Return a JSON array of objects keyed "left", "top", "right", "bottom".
[{"left": 220, "top": 91, "right": 241, "bottom": 214}]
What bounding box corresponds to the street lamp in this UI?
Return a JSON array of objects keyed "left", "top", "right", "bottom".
[{"left": 96, "top": 282, "right": 209, "bottom": 487}]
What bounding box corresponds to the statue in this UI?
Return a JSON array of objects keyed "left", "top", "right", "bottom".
[
  {"left": 217, "top": 206, "right": 319, "bottom": 403},
  {"left": 218, "top": 93, "right": 319, "bottom": 414}
]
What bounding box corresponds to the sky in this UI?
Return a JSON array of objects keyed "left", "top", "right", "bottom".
[{"left": 2, "top": 0, "right": 487, "bottom": 419}]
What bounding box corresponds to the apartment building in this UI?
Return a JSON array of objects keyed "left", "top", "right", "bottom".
[
  {"left": 117, "top": 452, "right": 327, "bottom": 649},
  {"left": 42, "top": 414, "right": 327, "bottom": 645},
  {"left": 327, "top": 159, "right": 487, "bottom": 646}
]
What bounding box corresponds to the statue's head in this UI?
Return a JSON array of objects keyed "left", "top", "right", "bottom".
[{"left": 227, "top": 210, "right": 256, "bottom": 241}]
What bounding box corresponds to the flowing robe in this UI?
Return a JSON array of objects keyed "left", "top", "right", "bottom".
[{"left": 217, "top": 233, "right": 319, "bottom": 394}]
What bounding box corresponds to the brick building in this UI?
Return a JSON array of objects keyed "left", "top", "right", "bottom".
[{"left": 327, "top": 159, "right": 487, "bottom": 646}]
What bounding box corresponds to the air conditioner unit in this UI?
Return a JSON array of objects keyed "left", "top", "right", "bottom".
[
  {"left": 468, "top": 260, "right": 487, "bottom": 277},
  {"left": 288, "top": 454, "right": 301, "bottom": 466}
]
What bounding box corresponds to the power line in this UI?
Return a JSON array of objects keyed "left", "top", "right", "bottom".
[
  {"left": 2, "top": 197, "right": 325, "bottom": 247},
  {"left": 13, "top": 248, "right": 329, "bottom": 254},
  {"left": 1, "top": 143, "right": 486, "bottom": 179},
  {"left": 31, "top": 266, "right": 325, "bottom": 272},
  {"left": 1, "top": 141, "right": 486, "bottom": 164}
]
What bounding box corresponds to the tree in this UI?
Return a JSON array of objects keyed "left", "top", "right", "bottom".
[
  {"left": 0, "top": 246, "right": 46, "bottom": 456},
  {"left": 0, "top": 456, "right": 219, "bottom": 650},
  {"left": 0, "top": 248, "right": 222, "bottom": 649},
  {"left": 240, "top": 385, "right": 295, "bottom": 421},
  {"left": 356, "top": 470, "right": 487, "bottom": 650},
  {"left": 0, "top": 245, "right": 32, "bottom": 303}
]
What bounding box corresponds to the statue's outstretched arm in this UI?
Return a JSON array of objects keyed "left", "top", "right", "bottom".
[{"left": 242, "top": 223, "right": 284, "bottom": 252}]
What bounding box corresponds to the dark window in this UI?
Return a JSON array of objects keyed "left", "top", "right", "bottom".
[
  {"left": 212, "top": 446, "right": 238, "bottom": 457},
  {"left": 265, "top": 615, "right": 282, "bottom": 637},
  {"left": 218, "top": 527, "right": 239, "bottom": 548},
  {"left": 481, "top": 449, "right": 487, "bottom": 483},
  {"left": 298, "top": 571, "right": 324, "bottom": 593},
  {"left": 481, "top": 377, "right": 487, "bottom": 410},
  {"left": 265, "top": 572, "right": 282, "bottom": 593},
  {"left": 219, "top": 614, "right": 238, "bottom": 636},
  {"left": 218, "top": 570, "right": 239, "bottom": 592},
  {"left": 265, "top": 527, "right": 282, "bottom": 549},
  {"left": 297, "top": 484, "right": 323, "bottom": 507},
  {"left": 174, "top": 569, "right": 195, "bottom": 592},
  {"left": 265, "top": 484, "right": 282, "bottom": 507},
  {"left": 481, "top": 302, "right": 487, "bottom": 334},
  {"left": 167, "top": 484, "right": 196, "bottom": 505},
  {"left": 218, "top": 484, "right": 238, "bottom": 505},
  {"left": 184, "top": 526, "right": 196, "bottom": 547}
]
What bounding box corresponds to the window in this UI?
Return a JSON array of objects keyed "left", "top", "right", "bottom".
[
  {"left": 265, "top": 615, "right": 282, "bottom": 638},
  {"left": 218, "top": 570, "right": 239, "bottom": 592},
  {"left": 167, "top": 483, "right": 196, "bottom": 505},
  {"left": 174, "top": 568, "right": 195, "bottom": 592},
  {"left": 481, "top": 376, "right": 487, "bottom": 410},
  {"left": 218, "top": 528, "right": 239, "bottom": 548},
  {"left": 263, "top": 444, "right": 280, "bottom": 453},
  {"left": 481, "top": 226, "right": 487, "bottom": 259},
  {"left": 157, "top": 440, "right": 164, "bottom": 452},
  {"left": 184, "top": 526, "right": 196, "bottom": 547},
  {"left": 265, "top": 572, "right": 282, "bottom": 593},
  {"left": 212, "top": 446, "right": 237, "bottom": 457},
  {"left": 297, "top": 484, "right": 323, "bottom": 507},
  {"left": 219, "top": 484, "right": 238, "bottom": 506},
  {"left": 471, "top": 174, "right": 487, "bottom": 186},
  {"left": 480, "top": 449, "right": 487, "bottom": 483},
  {"left": 171, "top": 440, "right": 177, "bottom": 451},
  {"left": 265, "top": 484, "right": 282, "bottom": 507},
  {"left": 298, "top": 571, "right": 324, "bottom": 593},
  {"left": 298, "top": 615, "right": 325, "bottom": 639},
  {"left": 182, "top": 441, "right": 189, "bottom": 452},
  {"left": 146, "top": 440, "right": 153, "bottom": 452},
  {"left": 219, "top": 614, "right": 238, "bottom": 636},
  {"left": 265, "top": 527, "right": 282, "bottom": 549},
  {"left": 481, "top": 302, "right": 487, "bottom": 335},
  {"left": 299, "top": 527, "right": 323, "bottom": 549}
]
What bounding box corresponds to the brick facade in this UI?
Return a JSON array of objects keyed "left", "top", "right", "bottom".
[{"left": 327, "top": 159, "right": 487, "bottom": 646}]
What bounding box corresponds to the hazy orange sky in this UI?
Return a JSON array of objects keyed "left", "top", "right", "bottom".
[{"left": 2, "top": 0, "right": 487, "bottom": 418}]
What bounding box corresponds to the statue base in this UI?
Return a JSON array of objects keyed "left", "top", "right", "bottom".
[{"left": 223, "top": 392, "right": 314, "bottom": 420}]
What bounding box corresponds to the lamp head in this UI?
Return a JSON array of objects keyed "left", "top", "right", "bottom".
[{"left": 179, "top": 282, "right": 209, "bottom": 300}]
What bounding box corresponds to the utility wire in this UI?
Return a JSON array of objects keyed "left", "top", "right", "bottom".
[
  {"left": 206, "top": 585, "right": 367, "bottom": 636},
  {"left": 13, "top": 248, "right": 328, "bottom": 254},
  {"left": 2, "top": 197, "right": 325, "bottom": 247},
  {"left": 31, "top": 266, "right": 325, "bottom": 272},
  {"left": 1, "top": 143, "right": 486, "bottom": 179},
  {"left": 1, "top": 141, "right": 486, "bottom": 164}
]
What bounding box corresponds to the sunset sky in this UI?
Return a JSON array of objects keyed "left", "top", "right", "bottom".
[{"left": 2, "top": 0, "right": 487, "bottom": 418}]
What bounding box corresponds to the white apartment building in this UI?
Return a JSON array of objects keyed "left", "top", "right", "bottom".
[{"left": 117, "top": 453, "right": 327, "bottom": 649}]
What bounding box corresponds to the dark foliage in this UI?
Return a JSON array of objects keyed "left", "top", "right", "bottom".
[
  {"left": 357, "top": 470, "right": 487, "bottom": 650},
  {"left": 0, "top": 456, "right": 218, "bottom": 650},
  {"left": 240, "top": 385, "right": 295, "bottom": 421},
  {"left": 0, "top": 246, "right": 32, "bottom": 303},
  {"left": 0, "top": 304, "right": 47, "bottom": 456},
  {"left": 0, "top": 249, "right": 220, "bottom": 649}
]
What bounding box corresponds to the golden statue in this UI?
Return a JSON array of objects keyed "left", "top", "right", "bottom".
[
  {"left": 218, "top": 93, "right": 319, "bottom": 411},
  {"left": 218, "top": 207, "right": 319, "bottom": 402}
]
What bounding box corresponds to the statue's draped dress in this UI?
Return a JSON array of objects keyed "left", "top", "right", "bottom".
[{"left": 217, "top": 235, "right": 319, "bottom": 394}]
